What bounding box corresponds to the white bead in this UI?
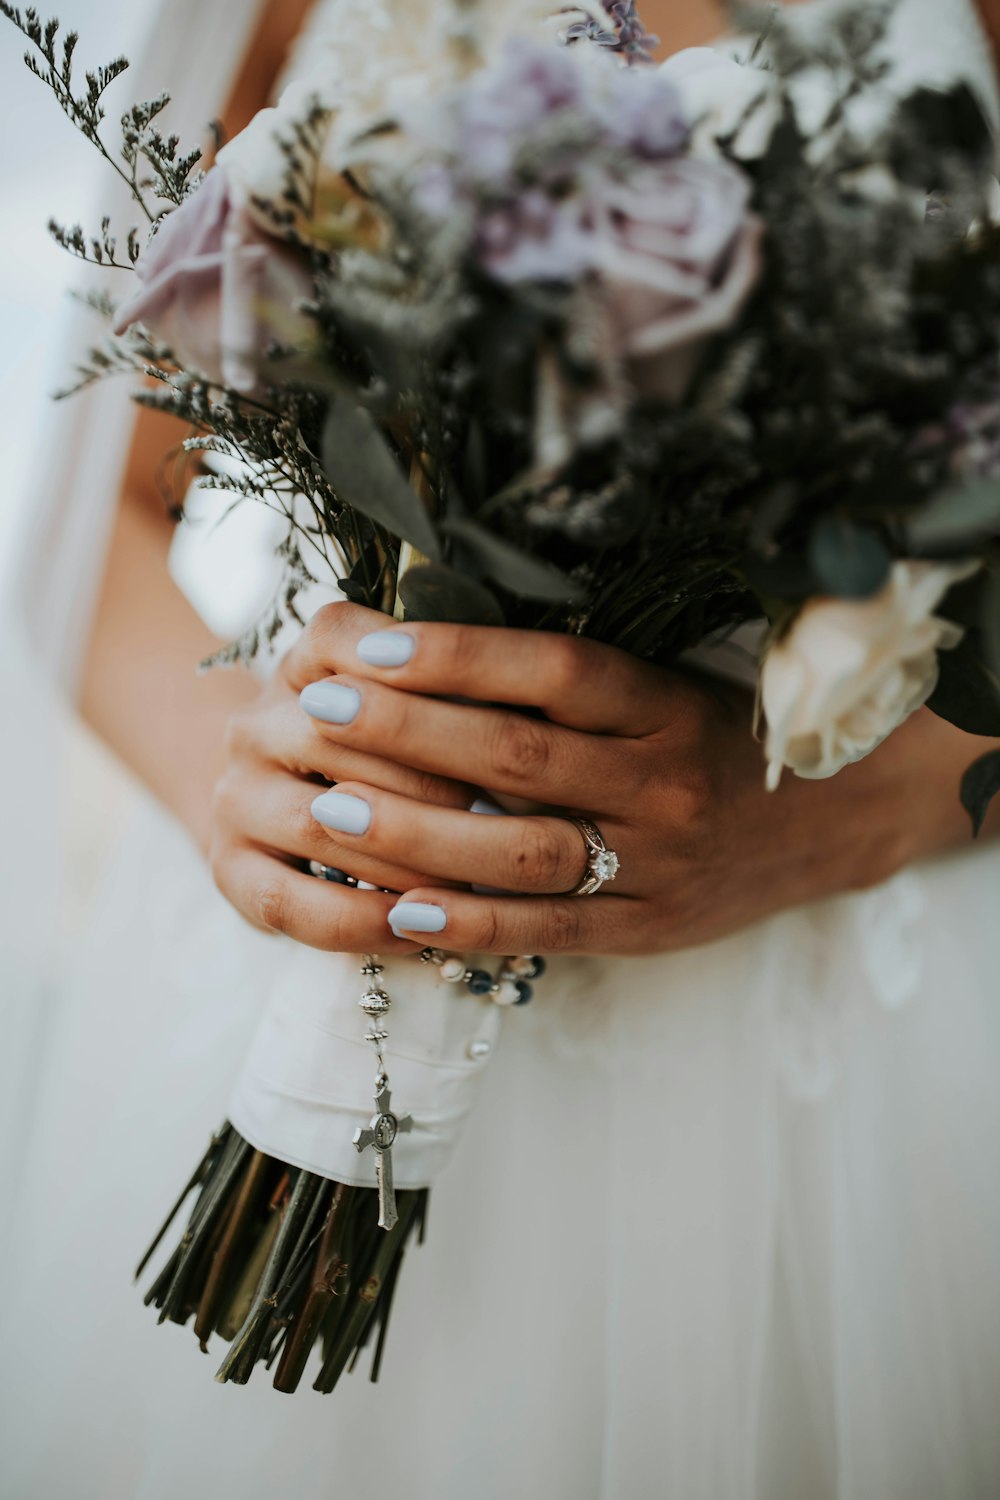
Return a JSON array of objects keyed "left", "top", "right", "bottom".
[
  {"left": 493, "top": 979, "right": 520, "bottom": 1007},
  {"left": 440, "top": 957, "right": 466, "bottom": 982},
  {"left": 467, "top": 1039, "right": 493, "bottom": 1060}
]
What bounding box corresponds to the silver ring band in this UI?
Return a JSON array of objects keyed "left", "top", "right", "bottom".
[{"left": 567, "top": 817, "right": 620, "bottom": 897}]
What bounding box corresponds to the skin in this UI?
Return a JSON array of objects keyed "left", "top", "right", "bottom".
[
  {"left": 208, "top": 603, "right": 1000, "bottom": 957},
  {"left": 82, "top": 0, "right": 1000, "bottom": 958}
]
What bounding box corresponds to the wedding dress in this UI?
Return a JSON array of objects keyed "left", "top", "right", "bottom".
[{"left": 2, "top": 2, "right": 999, "bottom": 1498}]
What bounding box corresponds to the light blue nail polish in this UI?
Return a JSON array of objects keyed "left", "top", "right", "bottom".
[
  {"left": 470, "top": 796, "right": 505, "bottom": 817},
  {"left": 300, "top": 681, "right": 361, "bottom": 725},
  {"left": 311, "top": 790, "right": 371, "bottom": 835},
  {"left": 387, "top": 901, "right": 446, "bottom": 933},
  {"left": 357, "top": 631, "right": 415, "bottom": 668}
]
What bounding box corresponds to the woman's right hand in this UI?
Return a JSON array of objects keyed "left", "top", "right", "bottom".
[{"left": 209, "top": 603, "right": 474, "bottom": 953}]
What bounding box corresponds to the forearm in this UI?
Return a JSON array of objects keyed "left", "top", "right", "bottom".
[{"left": 79, "top": 490, "right": 258, "bottom": 854}]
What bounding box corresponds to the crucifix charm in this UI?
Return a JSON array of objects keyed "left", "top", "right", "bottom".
[{"left": 353, "top": 1074, "right": 413, "bottom": 1231}]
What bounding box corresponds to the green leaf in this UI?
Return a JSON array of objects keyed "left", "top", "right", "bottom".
[
  {"left": 397, "top": 563, "right": 504, "bottom": 626},
  {"left": 808, "top": 517, "right": 891, "bottom": 599},
  {"left": 961, "top": 748, "right": 1000, "bottom": 837},
  {"left": 321, "top": 401, "right": 439, "bottom": 561},
  {"left": 441, "top": 517, "right": 583, "bottom": 603},
  {"left": 927, "top": 634, "right": 1000, "bottom": 735},
  {"left": 981, "top": 567, "right": 1000, "bottom": 676},
  {"left": 907, "top": 480, "right": 1000, "bottom": 549}
]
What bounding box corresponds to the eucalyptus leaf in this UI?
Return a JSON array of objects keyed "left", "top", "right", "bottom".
[
  {"left": 397, "top": 562, "right": 504, "bottom": 625},
  {"left": 927, "top": 635, "right": 1000, "bottom": 735},
  {"left": 441, "top": 517, "right": 583, "bottom": 603},
  {"left": 961, "top": 748, "right": 1000, "bottom": 837},
  {"left": 321, "top": 400, "right": 439, "bottom": 560},
  {"left": 907, "top": 480, "right": 1000, "bottom": 549},
  {"left": 808, "top": 517, "right": 891, "bottom": 599},
  {"left": 981, "top": 567, "right": 1000, "bottom": 675}
]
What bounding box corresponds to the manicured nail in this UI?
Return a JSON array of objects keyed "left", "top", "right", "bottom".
[
  {"left": 470, "top": 796, "right": 505, "bottom": 816},
  {"left": 387, "top": 901, "right": 446, "bottom": 933},
  {"left": 357, "top": 631, "right": 414, "bottom": 668},
  {"left": 300, "top": 681, "right": 361, "bottom": 725},
  {"left": 311, "top": 789, "right": 371, "bottom": 835}
]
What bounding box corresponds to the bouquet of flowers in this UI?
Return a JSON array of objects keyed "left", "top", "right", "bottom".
[{"left": 5, "top": 0, "right": 1000, "bottom": 1395}]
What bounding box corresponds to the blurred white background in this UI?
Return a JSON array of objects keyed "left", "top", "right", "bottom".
[{"left": 0, "top": 0, "right": 153, "bottom": 568}]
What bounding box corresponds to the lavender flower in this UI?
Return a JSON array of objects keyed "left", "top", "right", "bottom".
[
  {"left": 564, "top": 1, "right": 660, "bottom": 64},
  {"left": 450, "top": 40, "right": 584, "bottom": 181}
]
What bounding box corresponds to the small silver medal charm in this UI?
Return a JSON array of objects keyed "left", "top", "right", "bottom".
[{"left": 353, "top": 959, "right": 413, "bottom": 1231}]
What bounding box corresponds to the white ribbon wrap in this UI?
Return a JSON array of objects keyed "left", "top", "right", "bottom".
[{"left": 228, "top": 945, "right": 503, "bottom": 1188}]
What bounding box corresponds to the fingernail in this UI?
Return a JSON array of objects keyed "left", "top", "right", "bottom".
[
  {"left": 311, "top": 790, "right": 371, "bottom": 835},
  {"left": 300, "top": 681, "right": 361, "bottom": 725},
  {"left": 470, "top": 796, "right": 505, "bottom": 816},
  {"left": 387, "top": 901, "right": 446, "bottom": 933},
  {"left": 357, "top": 631, "right": 414, "bottom": 668}
]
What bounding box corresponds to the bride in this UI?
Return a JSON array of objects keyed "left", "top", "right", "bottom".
[{"left": 2, "top": 1, "right": 1000, "bottom": 1496}]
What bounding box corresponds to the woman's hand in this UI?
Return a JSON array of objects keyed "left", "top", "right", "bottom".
[
  {"left": 285, "top": 603, "right": 996, "bottom": 958},
  {"left": 207, "top": 607, "right": 477, "bottom": 953}
]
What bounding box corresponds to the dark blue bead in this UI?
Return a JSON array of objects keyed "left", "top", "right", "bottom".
[
  {"left": 468, "top": 970, "right": 494, "bottom": 996},
  {"left": 525, "top": 956, "right": 546, "bottom": 979},
  {"left": 319, "top": 865, "right": 349, "bottom": 884},
  {"left": 514, "top": 981, "right": 534, "bottom": 1005}
]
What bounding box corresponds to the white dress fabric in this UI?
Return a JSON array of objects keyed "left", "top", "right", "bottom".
[{"left": 2, "top": 3, "right": 1000, "bottom": 1498}]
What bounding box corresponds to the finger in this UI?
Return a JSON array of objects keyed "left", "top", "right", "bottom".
[
  {"left": 383, "top": 887, "right": 635, "bottom": 957},
  {"left": 281, "top": 601, "right": 391, "bottom": 693},
  {"left": 214, "top": 845, "right": 418, "bottom": 955},
  {"left": 299, "top": 675, "right": 635, "bottom": 809},
  {"left": 215, "top": 767, "right": 461, "bottom": 894},
  {"left": 346, "top": 620, "right": 679, "bottom": 735},
  {"left": 230, "top": 696, "right": 475, "bottom": 807},
  {"left": 309, "top": 780, "right": 626, "bottom": 895}
]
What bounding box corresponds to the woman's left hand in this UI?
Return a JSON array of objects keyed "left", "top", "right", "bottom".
[{"left": 292, "top": 603, "right": 987, "bottom": 957}]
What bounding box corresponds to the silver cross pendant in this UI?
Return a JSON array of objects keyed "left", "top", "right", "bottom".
[{"left": 353, "top": 1076, "right": 413, "bottom": 1231}]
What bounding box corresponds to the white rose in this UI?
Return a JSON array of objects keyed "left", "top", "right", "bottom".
[
  {"left": 658, "top": 47, "right": 781, "bottom": 161},
  {"left": 760, "top": 560, "right": 975, "bottom": 789},
  {"left": 218, "top": 81, "right": 389, "bottom": 253}
]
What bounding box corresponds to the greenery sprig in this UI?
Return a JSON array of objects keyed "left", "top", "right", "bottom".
[{"left": 0, "top": 1, "right": 203, "bottom": 265}]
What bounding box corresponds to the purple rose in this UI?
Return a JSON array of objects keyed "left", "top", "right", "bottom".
[
  {"left": 593, "top": 156, "right": 762, "bottom": 399},
  {"left": 113, "top": 167, "right": 314, "bottom": 394},
  {"left": 477, "top": 189, "right": 595, "bottom": 284}
]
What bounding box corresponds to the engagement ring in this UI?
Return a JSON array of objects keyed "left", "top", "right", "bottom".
[{"left": 567, "top": 817, "right": 620, "bottom": 896}]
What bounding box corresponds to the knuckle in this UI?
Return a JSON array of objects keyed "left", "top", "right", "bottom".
[
  {"left": 538, "top": 899, "right": 582, "bottom": 953},
  {"left": 475, "top": 905, "right": 505, "bottom": 953},
  {"left": 511, "top": 822, "right": 568, "bottom": 890},
  {"left": 408, "top": 767, "right": 448, "bottom": 807},
  {"left": 254, "top": 878, "right": 293, "bottom": 934},
  {"left": 488, "top": 714, "right": 553, "bottom": 788},
  {"left": 540, "top": 634, "right": 587, "bottom": 699},
  {"left": 303, "top": 600, "right": 348, "bottom": 644},
  {"left": 669, "top": 763, "right": 716, "bottom": 831},
  {"left": 437, "top": 626, "right": 478, "bottom": 682},
  {"left": 290, "top": 601, "right": 361, "bottom": 679},
  {"left": 222, "top": 706, "right": 255, "bottom": 762},
  {"left": 287, "top": 796, "right": 328, "bottom": 853}
]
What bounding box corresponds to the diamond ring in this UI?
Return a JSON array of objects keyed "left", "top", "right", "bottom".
[{"left": 567, "top": 817, "right": 620, "bottom": 896}]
